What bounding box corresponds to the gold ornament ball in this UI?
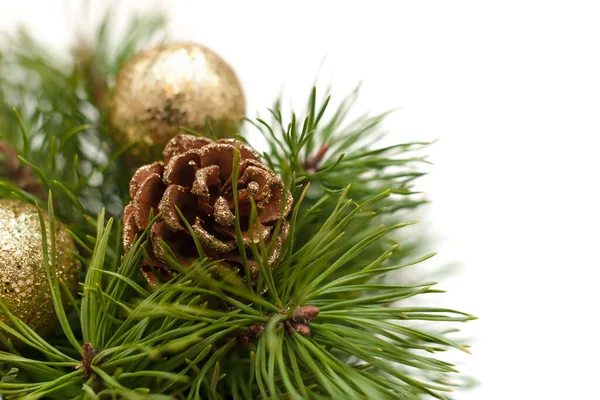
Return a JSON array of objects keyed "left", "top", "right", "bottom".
[
  {"left": 0, "top": 199, "right": 80, "bottom": 336},
  {"left": 109, "top": 42, "right": 246, "bottom": 159}
]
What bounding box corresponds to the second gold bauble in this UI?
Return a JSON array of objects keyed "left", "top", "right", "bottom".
[
  {"left": 109, "top": 42, "right": 246, "bottom": 157},
  {"left": 0, "top": 199, "right": 80, "bottom": 337}
]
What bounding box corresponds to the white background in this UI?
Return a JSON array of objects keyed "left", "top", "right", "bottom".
[{"left": 2, "top": 1, "right": 600, "bottom": 399}]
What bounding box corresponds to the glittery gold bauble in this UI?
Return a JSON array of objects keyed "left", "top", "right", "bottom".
[
  {"left": 0, "top": 199, "right": 80, "bottom": 336},
  {"left": 109, "top": 42, "right": 246, "bottom": 160}
]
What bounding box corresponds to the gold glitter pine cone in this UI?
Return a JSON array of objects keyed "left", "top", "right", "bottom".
[
  {"left": 0, "top": 199, "right": 79, "bottom": 337},
  {"left": 123, "top": 134, "right": 293, "bottom": 286}
]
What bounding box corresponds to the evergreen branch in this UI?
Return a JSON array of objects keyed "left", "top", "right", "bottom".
[{"left": 0, "top": 10, "right": 472, "bottom": 398}]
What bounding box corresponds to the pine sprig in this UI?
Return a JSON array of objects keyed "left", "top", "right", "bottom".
[
  {"left": 250, "top": 87, "right": 428, "bottom": 208},
  {"left": 0, "top": 9, "right": 473, "bottom": 400},
  {"left": 0, "top": 91, "right": 474, "bottom": 398},
  {"left": 0, "top": 158, "right": 473, "bottom": 399},
  {"left": 0, "top": 104, "right": 474, "bottom": 400},
  {"left": 247, "top": 87, "right": 429, "bottom": 283}
]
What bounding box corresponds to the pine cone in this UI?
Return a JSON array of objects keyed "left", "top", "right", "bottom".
[
  {"left": 123, "top": 134, "right": 293, "bottom": 286},
  {"left": 0, "top": 140, "right": 47, "bottom": 200}
]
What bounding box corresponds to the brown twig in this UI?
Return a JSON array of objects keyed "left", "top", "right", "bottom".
[
  {"left": 237, "top": 323, "right": 266, "bottom": 344},
  {"left": 284, "top": 305, "right": 320, "bottom": 336},
  {"left": 76, "top": 343, "right": 97, "bottom": 377},
  {"left": 236, "top": 305, "right": 320, "bottom": 344},
  {"left": 303, "top": 144, "right": 330, "bottom": 172},
  {"left": 0, "top": 140, "right": 48, "bottom": 200}
]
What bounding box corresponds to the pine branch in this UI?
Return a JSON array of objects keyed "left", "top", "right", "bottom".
[
  {"left": 0, "top": 9, "right": 473, "bottom": 400},
  {"left": 0, "top": 173, "right": 473, "bottom": 398}
]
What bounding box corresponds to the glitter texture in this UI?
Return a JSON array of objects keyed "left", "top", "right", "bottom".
[
  {"left": 109, "top": 42, "right": 245, "bottom": 160},
  {"left": 0, "top": 199, "right": 79, "bottom": 336},
  {"left": 213, "top": 196, "right": 235, "bottom": 226}
]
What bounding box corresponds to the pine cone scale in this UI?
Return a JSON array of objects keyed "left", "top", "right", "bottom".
[
  {"left": 191, "top": 165, "right": 220, "bottom": 197},
  {"left": 163, "top": 149, "right": 204, "bottom": 186},
  {"left": 192, "top": 219, "right": 237, "bottom": 253},
  {"left": 163, "top": 135, "right": 212, "bottom": 163},
  {"left": 123, "top": 203, "right": 138, "bottom": 253},
  {"left": 158, "top": 185, "right": 195, "bottom": 231},
  {"left": 129, "top": 162, "right": 164, "bottom": 198},
  {"left": 133, "top": 173, "right": 166, "bottom": 230}
]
